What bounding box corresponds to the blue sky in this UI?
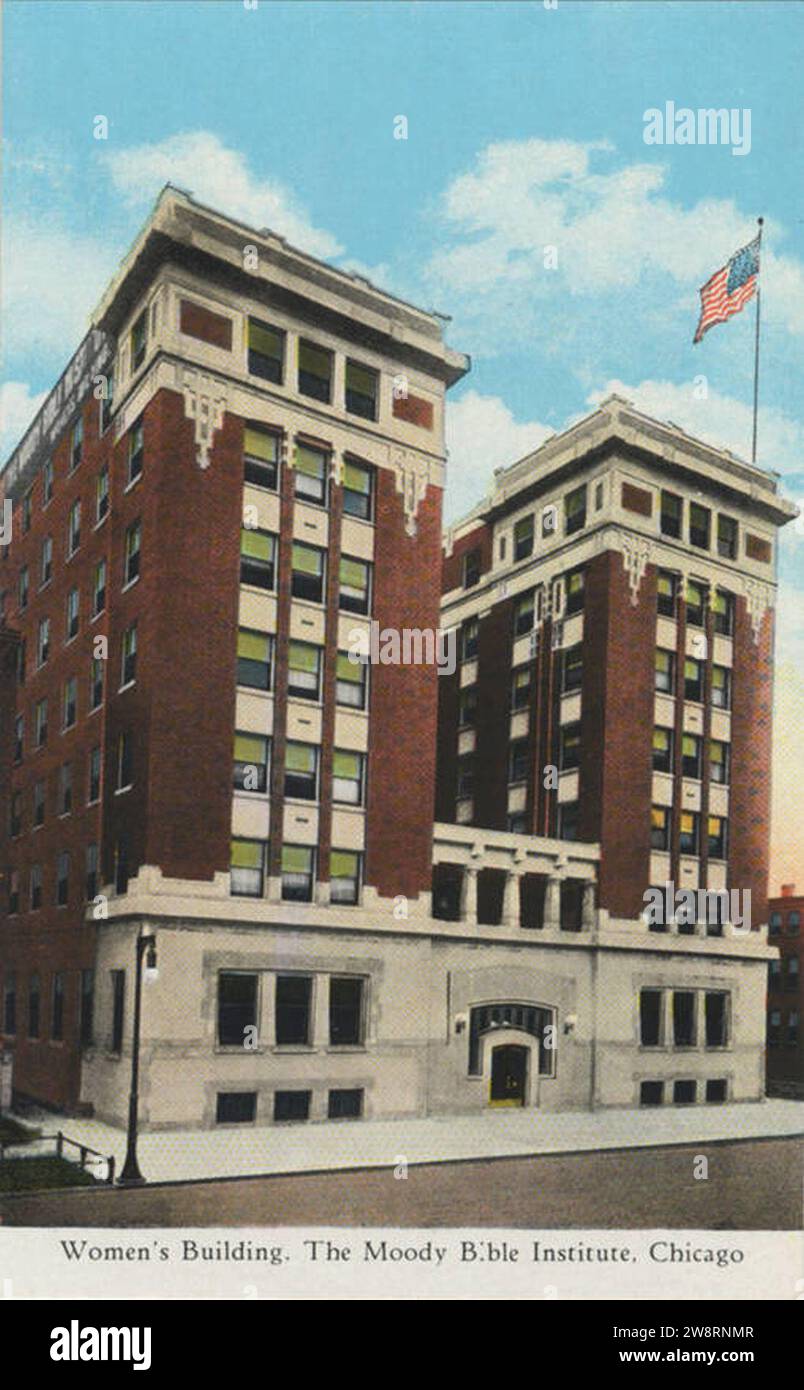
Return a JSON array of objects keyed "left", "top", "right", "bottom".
[{"left": 3, "top": 0, "right": 802, "bottom": 880}]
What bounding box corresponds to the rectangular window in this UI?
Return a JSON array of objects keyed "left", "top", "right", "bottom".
[
  {"left": 513, "top": 591, "right": 534, "bottom": 637},
  {"left": 88, "top": 746, "right": 101, "bottom": 803},
  {"left": 717, "top": 514, "right": 738, "bottom": 559},
  {"left": 217, "top": 972, "right": 258, "bottom": 1047},
  {"left": 336, "top": 651, "right": 367, "bottom": 708},
  {"left": 463, "top": 549, "right": 481, "bottom": 589},
  {"left": 230, "top": 838, "right": 266, "bottom": 898},
  {"left": 58, "top": 763, "right": 72, "bottom": 815},
  {"left": 673, "top": 991, "right": 696, "bottom": 1047},
  {"left": 233, "top": 733, "right": 269, "bottom": 793},
  {"left": 130, "top": 311, "right": 147, "bottom": 371},
  {"left": 287, "top": 641, "right": 322, "bottom": 701},
  {"left": 650, "top": 805, "right": 670, "bottom": 851},
  {"left": 457, "top": 754, "right": 474, "bottom": 800},
  {"left": 70, "top": 416, "right": 83, "bottom": 471},
  {"left": 681, "top": 733, "right": 702, "bottom": 780},
  {"left": 14, "top": 714, "right": 24, "bottom": 764},
  {"left": 786, "top": 1011, "right": 800, "bottom": 1046},
  {"left": 114, "top": 835, "right": 129, "bottom": 895},
  {"left": 679, "top": 811, "right": 700, "bottom": 856},
  {"left": 68, "top": 499, "right": 81, "bottom": 556},
  {"left": 565, "top": 485, "right": 587, "bottom": 535},
  {"left": 117, "top": 732, "right": 133, "bottom": 790},
  {"left": 511, "top": 666, "right": 531, "bottom": 711},
  {"left": 284, "top": 742, "right": 319, "bottom": 800},
  {"left": 243, "top": 425, "right": 280, "bottom": 490},
  {"left": 291, "top": 543, "right": 325, "bottom": 603},
  {"left": 274, "top": 1091, "right": 310, "bottom": 1122},
  {"left": 30, "top": 864, "right": 42, "bottom": 910},
  {"left": 298, "top": 340, "right": 332, "bottom": 403},
  {"left": 275, "top": 975, "right": 312, "bottom": 1045},
  {"left": 652, "top": 726, "right": 673, "bottom": 773},
  {"left": 18, "top": 566, "right": 28, "bottom": 611},
  {"left": 34, "top": 779, "right": 45, "bottom": 827},
  {"left": 558, "top": 802, "right": 579, "bottom": 841},
  {"left": 330, "top": 849, "right": 361, "bottom": 905},
  {"left": 3, "top": 972, "right": 16, "bottom": 1032},
  {"left": 90, "top": 656, "right": 104, "bottom": 710},
  {"left": 10, "top": 792, "right": 22, "bottom": 838},
  {"left": 345, "top": 360, "right": 378, "bottom": 420},
  {"left": 35, "top": 698, "right": 48, "bottom": 747},
  {"left": 281, "top": 845, "right": 315, "bottom": 903},
  {"left": 459, "top": 685, "right": 478, "bottom": 728},
  {"left": 562, "top": 644, "right": 583, "bottom": 693},
  {"left": 711, "top": 665, "right": 731, "bottom": 710},
  {"left": 328, "top": 1088, "right": 363, "bottom": 1119},
  {"left": 690, "top": 502, "right": 710, "bottom": 550},
  {"left": 339, "top": 556, "right": 371, "bottom": 615},
  {"left": 8, "top": 872, "right": 19, "bottom": 915},
  {"left": 22, "top": 489, "right": 32, "bottom": 533},
  {"left": 706, "top": 1078, "right": 727, "bottom": 1103},
  {"left": 93, "top": 559, "right": 106, "bottom": 615},
  {"left": 329, "top": 977, "right": 364, "bottom": 1045},
  {"left": 705, "top": 992, "right": 728, "bottom": 1047},
  {"left": 80, "top": 969, "right": 94, "bottom": 1046},
  {"left": 37, "top": 617, "right": 50, "bottom": 668},
  {"left": 684, "top": 657, "right": 703, "bottom": 702},
  {"left": 640, "top": 989, "right": 662, "bottom": 1047},
  {"left": 237, "top": 629, "right": 273, "bottom": 690},
  {"left": 124, "top": 520, "right": 141, "bottom": 585},
  {"left": 240, "top": 528, "right": 277, "bottom": 590},
  {"left": 86, "top": 843, "right": 99, "bottom": 901},
  {"left": 660, "top": 490, "right": 682, "bottom": 538},
  {"left": 508, "top": 739, "right": 528, "bottom": 785},
  {"left": 514, "top": 514, "right": 534, "bottom": 561},
  {"left": 332, "top": 749, "right": 365, "bottom": 805},
  {"left": 216, "top": 1092, "right": 257, "bottom": 1124},
  {"left": 41, "top": 536, "right": 53, "bottom": 587},
  {"left": 56, "top": 851, "right": 70, "bottom": 906},
  {"left": 111, "top": 970, "right": 125, "bottom": 1052},
  {"left": 127, "top": 418, "right": 144, "bottom": 485},
  {"left": 686, "top": 579, "right": 705, "bottom": 627},
  {"left": 342, "top": 459, "right": 374, "bottom": 520},
  {"left": 100, "top": 369, "right": 114, "bottom": 433},
  {"left": 461, "top": 617, "right": 479, "bottom": 661},
  {"left": 66, "top": 587, "right": 79, "bottom": 641},
  {"left": 293, "top": 443, "right": 327, "bottom": 505},
  {"left": 673, "top": 1079, "right": 696, "bottom": 1105},
  {"left": 28, "top": 972, "right": 41, "bottom": 1039},
  {"left": 708, "top": 815, "right": 728, "bottom": 860},
  {"left": 63, "top": 677, "right": 77, "bottom": 729},
  {"left": 121, "top": 624, "right": 137, "bottom": 686},
  {"left": 560, "top": 722, "right": 581, "bottom": 771},
  {"left": 247, "top": 318, "right": 284, "bottom": 383},
  {"left": 712, "top": 589, "right": 734, "bottom": 636},
  {"left": 565, "top": 568, "right": 585, "bottom": 615}
]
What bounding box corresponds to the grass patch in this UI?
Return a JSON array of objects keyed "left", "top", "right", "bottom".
[
  {"left": 0, "top": 1116, "right": 39, "bottom": 1146},
  {"left": 0, "top": 1156, "right": 100, "bottom": 1193}
]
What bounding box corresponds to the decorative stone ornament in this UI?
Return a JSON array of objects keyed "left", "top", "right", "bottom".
[
  {"left": 392, "top": 448, "right": 430, "bottom": 537},
  {"left": 621, "top": 533, "right": 652, "bottom": 605},
  {"left": 180, "top": 367, "right": 228, "bottom": 469}
]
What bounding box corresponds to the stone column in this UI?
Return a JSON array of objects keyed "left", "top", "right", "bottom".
[
  {"left": 313, "top": 975, "right": 330, "bottom": 1049},
  {"left": 460, "top": 867, "right": 478, "bottom": 927},
  {"left": 581, "top": 880, "right": 596, "bottom": 931},
  {"left": 501, "top": 871, "right": 521, "bottom": 930},
  {"left": 544, "top": 875, "right": 562, "bottom": 930}
]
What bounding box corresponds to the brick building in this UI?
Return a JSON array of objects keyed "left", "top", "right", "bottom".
[
  {"left": 766, "top": 885, "right": 803, "bottom": 1096},
  {"left": 0, "top": 188, "right": 792, "bottom": 1130}
]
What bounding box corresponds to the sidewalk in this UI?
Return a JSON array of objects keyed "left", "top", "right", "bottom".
[{"left": 11, "top": 1098, "right": 803, "bottom": 1186}]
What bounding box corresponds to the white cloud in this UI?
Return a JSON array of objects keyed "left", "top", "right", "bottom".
[
  {"left": 2, "top": 218, "right": 115, "bottom": 361},
  {"left": 445, "top": 390, "right": 552, "bottom": 522},
  {"left": 103, "top": 131, "right": 342, "bottom": 261},
  {"left": 0, "top": 381, "right": 47, "bottom": 464}
]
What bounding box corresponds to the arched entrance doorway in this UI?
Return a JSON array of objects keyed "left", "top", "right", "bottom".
[{"left": 489, "top": 1044, "right": 528, "bottom": 1107}]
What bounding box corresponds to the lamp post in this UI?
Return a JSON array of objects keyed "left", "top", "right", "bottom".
[{"left": 118, "top": 932, "right": 157, "bottom": 1186}]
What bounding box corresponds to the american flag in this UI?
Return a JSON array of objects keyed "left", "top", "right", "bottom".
[{"left": 693, "top": 234, "right": 761, "bottom": 344}]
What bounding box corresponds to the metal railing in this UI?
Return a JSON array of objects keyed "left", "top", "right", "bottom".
[{"left": 0, "top": 1129, "right": 115, "bottom": 1184}]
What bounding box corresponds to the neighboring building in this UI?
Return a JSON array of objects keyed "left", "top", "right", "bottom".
[
  {"left": 0, "top": 189, "right": 791, "bottom": 1131},
  {"left": 766, "top": 884, "right": 803, "bottom": 1096}
]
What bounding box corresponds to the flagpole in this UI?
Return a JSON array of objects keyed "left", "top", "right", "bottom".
[{"left": 751, "top": 216, "right": 764, "bottom": 464}]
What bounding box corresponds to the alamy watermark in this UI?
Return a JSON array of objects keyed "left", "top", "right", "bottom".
[
  {"left": 643, "top": 102, "right": 751, "bottom": 157},
  {"left": 348, "top": 621, "right": 457, "bottom": 676},
  {"left": 643, "top": 882, "right": 752, "bottom": 933}
]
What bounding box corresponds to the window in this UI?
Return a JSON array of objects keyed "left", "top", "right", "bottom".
[
  {"left": 79, "top": 970, "right": 94, "bottom": 1046},
  {"left": 513, "top": 591, "right": 534, "bottom": 637},
  {"left": 328, "top": 1089, "right": 363, "bottom": 1119},
  {"left": 230, "top": 839, "right": 266, "bottom": 898},
  {"left": 131, "top": 311, "right": 147, "bottom": 371},
  {"left": 511, "top": 666, "right": 531, "bottom": 711},
  {"left": 679, "top": 811, "right": 700, "bottom": 856},
  {"left": 293, "top": 443, "right": 327, "bottom": 505},
  {"left": 461, "top": 617, "right": 479, "bottom": 661},
  {"left": 37, "top": 617, "right": 50, "bottom": 668},
  {"left": 769, "top": 958, "right": 782, "bottom": 988},
  {"left": 284, "top": 742, "right": 319, "bottom": 800},
  {"left": 514, "top": 514, "right": 534, "bottom": 561},
  {"left": 560, "top": 722, "right": 581, "bottom": 771},
  {"left": 281, "top": 845, "right": 315, "bottom": 903},
  {"left": 86, "top": 843, "right": 99, "bottom": 901},
  {"left": 640, "top": 1080, "right": 663, "bottom": 1107},
  {"left": 10, "top": 792, "right": 21, "bottom": 838},
  {"left": 58, "top": 763, "right": 72, "bottom": 815},
  {"left": 330, "top": 849, "right": 361, "bottom": 905},
  {"left": 657, "top": 571, "right": 677, "bottom": 618},
  {"left": 345, "top": 360, "right": 378, "bottom": 420},
  {"left": 35, "top": 698, "right": 48, "bottom": 747},
  {"left": 712, "top": 589, "right": 735, "bottom": 636},
  {"left": 18, "top": 566, "right": 28, "bottom": 611},
  {"left": 240, "top": 529, "right": 277, "bottom": 590},
  {"left": 243, "top": 425, "right": 280, "bottom": 489},
  {"left": 565, "top": 568, "right": 584, "bottom": 615},
  {"left": 237, "top": 630, "right": 273, "bottom": 690},
  {"left": 121, "top": 624, "right": 137, "bottom": 686},
  {"left": 89, "top": 657, "right": 104, "bottom": 711},
  {"left": 681, "top": 733, "right": 702, "bottom": 780},
  {"left": 291, "top": 543, "right": 325, "bottom": 603},
  {"left": 717, "top": 514, "right": 738, "bottom": 559},
  {"left": 217, "top": 972, "right": 258, "bottom": 1047},
  {"left": 787, "top": 1011, "right": 800, "bottom": 1046},
  {"left": 329, "top": 977, "right": 364, "bottom": 1045},
  {"left": 56, "top": 852, "right": 70, "bottom": 906},
  {"left": 66, "top": 587, "right": 79, "bottom": 641},
  {"left": 41, "top": 536, "right": 53, "bottom": 587},
  {"left": 14, "top": 714, "right": 24, "bottom": 764},
  {"left": 339, "top": 556, "right": 371, "bottom": 615},
  {"left": 127, "top": 418, "right": 144, "bottom": 485},
  {"left": 457, "top": 755, "right": 474, "bottom": 800},
  {"left": 673, "top": 1080, "right": 696, "bottom": 1105},
  {"left": 686, "top": 579, "right": 705, "bottom": 627},
  {"left": 660, "top": 490, "right": 682, "bottom": 538},
  {"left": 710, "top": 739, "right": 730, "bottom": 785},
  {"left": 298, "top": 340, "right": 332, "bottom": 403},
  {"left": 788, "top": 912, "right": 800, "bottom": 935},
  {"left": 30, "top": 865, "right": 42, "bottom": 910},
  {"left": 116, "top": 731, "right": 133, "bottom": 790},
  {"left": 70, "top": 416, "right": 83, "bottom": 471},
  {"left": 100, "top": 368, "right": 115, "bottom": 433},
  {"left": 706, "top": 1078, "right": 727, "bottom": 1103},
  {"left": 22, "top": 489, "right": 32, "bottom": 533},
  {"left": 767, "top": 1008, "right": 781, "bottom": 1046},
  {"left": 28, "top": 973, "right": 41, "bottom": 1039},
  {"left": 564, "top": 485, "right": 587, "bottom": 535},
  {"left": 274, "top": 1091, "right": 310, "bottom": 1122},
  {"left": 3, "top": 972, "right": 16, "bottom": 1032},
  {"left": 769, "top": 911, "right": 782, "bottom": 936},
  {"left": 88, "top": 746, "right": 101, "bottom": 803},
  {"left": 124, "top": 521, "right": 141, "bottom": 586},
  {"left": 217, "top": 1092, "right": 257, "bottom": 1124},
  {"left": 650, "top": 805, "right": 670, "bottom": 851},
  {"left": 67, "top": 499, "right": 81, "bottom": 556},
  {"left": 111, "top": 970, "right": 125, "bottom": 1052},
  {"left": 652, "top": 727, "right": 673, "bottom": 773},
  {"left": 673, "top": 991, "right": 696, "bottom": 1047},
  {"left": 287, "top": 641, "right": 322, "bottom": 700},
  {"left": 786, "top": 957, "right": 800, "bottom": 991},
  {"left": 336, "top": 651, "right": 367, "bottom": 707},
  {"left": 459, "top": 685, "right": 478, "bottom": 728},
  {"left": 93, "top": 559, "right": 106, "bottom": 616},
  {"left": 708, "top": 815, "right": 728, "bottom": 860},
  {"left": 562, "top": 644, "right": 583, "bottom": 693},
  {"left": 684, "top": 657, "right": 703, "bottom": 702},
  {"left": 275, "top": 974, "right": 312, "bottom": 1044},
  {"left": 705, "top": 992, "right": 728, "bottom": 1047},
  {"left": 558, "top": 801, "right": 579, "bottom": 841},
  {"left": 61, "top": 677, "right": 76, "bottom": 730},
  {"left": 711, "top": 665, "right": 731, "bottom": 709},
  {"left": 342, "top": 459, "right": 374, "bottom": 520},
  {"left": 463, "top": 549, "right": 481, "bottom": 589},
  {"left": 640, "top": 989, "right": 662, "bottom": 1047},
  {"left": 33, "top": 779, "right": 45, "bottom": 827},
  {"left": 333, "top": 749, "right": 365, "bottom": 805},
  {"left": 233, "top": 733, "right": 269, "bottom": 793},
  {"left": 690, "top": 502, "right": 710, "bottom": 550},
  {"left": 247, "top": 318, "right": 284, "bottom": 383},
  {"left": 114, "top": 835, "right": 129, "bottom": 895}
]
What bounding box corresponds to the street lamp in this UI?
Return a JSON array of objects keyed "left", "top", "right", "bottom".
[{"left": 118, "top": 932, "right": 157, "bottom": 1186}]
